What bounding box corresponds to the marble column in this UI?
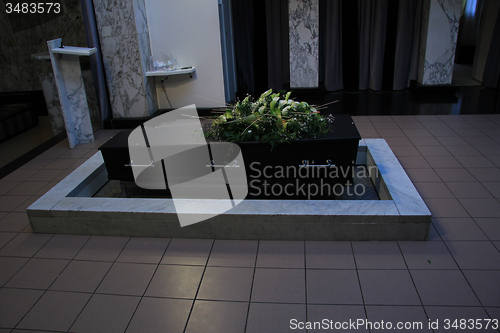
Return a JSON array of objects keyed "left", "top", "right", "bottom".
[
  {"left": 417, "top": 0, "right": 462, "bottom": 85},
  {"left": 92, "top": 0, "right": 157, "bottom": 118},
  {"left": 289, "top": 0, "right": 319, "bottom": 88}
]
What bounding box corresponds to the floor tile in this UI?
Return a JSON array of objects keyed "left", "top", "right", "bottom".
[
  {"left": 383, "top": 136, "right": 413, "bottom": 146},
  {"left": 397, "top": 156, "right": 431, "bottom": 169},
  {"left": 453, "top": 127, "right": 486, "bottom": 136},
  {"left": 197, "top": 266, "right": 253, "bottom": 302},
  {"left": 352, "top": 242, "right": 406, "bottom": 269},
  {"left": 486, "top": 155, "right": 500, "bottom": 167},
  {"left": 485, "top": 307, "right": 500, "bottom": 327},
  {"left": 413, "top": 182, "right": 454, "bottom": 199},
  {"left": 1, "top": 169, "right": 38, "bottom": 182},
  {"left": 445, "top": 181, "right": 493, "bottom": 199},
  {"left": 305, "top": 241, "right": 355, "bottom": 269},
  {"left": 0, "top": 182, "right": 21, "bottom": 195},
  {"left": 428, "top": 223, "right": 442, "bottom": 241},
  {"left": 376, "top": 129, "right": 405, "bottom": 137},
  {"left": 5, "top": 258, "right": 69, "bottom": 289},
  {"left": 13, "top": 195, "right": 40, "bottom": 212},
  {"left": 0, "top": 234, "right": 53, "bottom": 257},
  {"left": 425, "top": 306, "right": 497, "bottom": 333},
  {"left": 435, "top": 168, "right": 476, "bottom": 182},
  {"left": 469, "top": 167, "right": 500, "bottom": 182},
  {"left": 445, "top": 241, "right": 500, "bottom": 269},
  {"left": 403, "top": 128, "right": 432, "bottom": 138},
  {"left": 399, "top": 241, "right": 458, "bottom": 269},
  {"left": 421, "top": 121, "right": 450, "bottom": 129},
  {"left": 464, "top": 136, "right": 498, "bottom": 146},
  {"left": 458, "top": 198, "right": 500, "bottom": 218},
  {"left": 427, "top": 127, "right": 458, "bottom": 137},
  {"left": 34, "top": 234, "right": 90, "bottom": 259},
  {"left": 6, "top": 182, "right": 48, "bottom": 196},
  {"left": 43, "top": 158, "right": 79, "bottom": 170},
  {"left": 160, "top": 238, "right": 213, "bottom": 266},
  {"left": 436, "top": 136, "right": 470, "bottom": 146},
  {"left": 246, "top": 303, "right": 306, "bottom": 333},
  {"left": 358, "top": 270, "right": 420, "bottom": 305},
  {"left": 0, "top": 195, "right": 30, "bottom": 212},
  {"left": 0, "top": 288, "right": 44, "bottom": 328},
  {"left": 26, "top": 169, "right": 64, "bottom": 182},
  {"left": 444, "top": 144, "right": 481, "bottom": 156},
  {"left": 423, "top": 198, "right": 469, "bottom": 218},
  {"left": 463, "top": 270, "right": 500, "bottom": 307},
  {"left": 0, "top": 257, "right": 28, "bottom": 287},
  {"left": 475, "top": 145, "right": 500, "bottom": 156},
  {"left": 365, "top": 305, "right": 432, "bottom": 332},
  {"left": 307, "top": 305, "right": 368, "bottom": 333},
  {"left": 17, "top": 291, "right": 90, "bottom": 332},
  {"left": 0, "top": 232, "right": 17, "bottom": 250},
  {"left": 50, "top": 260, "right": 112, "bottom": 293},
  {"left": 207, "top": 239, "right": 258, "bottom": 267},
  {"left": 456, "top": 155, "right": 496, "bottom": 168},
  {"left": 126, "top": 297, "right": 192, "bottom": 333},
  {"left": 417, "top": 145, "right": 451, "bottom": 157},
  {"left": 404, "top": 168, "right": 441, "bottom": 182},
  {"left": 116, "top": 237, "right": 170, "bottom": 264},
  {"left": 96, "top": 262, "right": 156, "bottom": 296},
  {"left": 474, "top": 218, "right": 500, "bottom": 240},
  {"left": 70, "top": 294, "right": 140, "bottom": 333},
  {"left": 251, "top": 268, "right": 305, "bottom": 303},
  {"left": 409, "top": 136, "right": 442, "bottom": 146},
  {"left": 18, "top": 158, "right": 53, "bottom": 170},
  {"left": 185, "top": 300, "right": 248, "bottom": 333},
  {"left": 145, "top": 264, "right": 204, "bottom": 298},
  {"left": 411, "top": 270, "right": 480, "bottom": 306},
  {"left": 0, "top": 212, "right": 30, "bottom": 232},
  {"left": 432, "top": 217, "right": 488, "bottom": 241},
  {"left": 306, "top": 270, "right": 362, "bottom": 305},
  {"left": 388, "top": 145, "right": 421, "bottom": 157},
  {"left": 425, "top": 156, "right": 462, "bottom": 169},
  {"left": 256, "top": 240, "right": 304, "bottom": 268},
  {"left": 74, "top": 235, "right": 129, "bottom": 262}
]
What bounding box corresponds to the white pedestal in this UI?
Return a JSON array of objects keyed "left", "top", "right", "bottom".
[{"left": 47, "top": 38, "right": 97, "bottom": 148}]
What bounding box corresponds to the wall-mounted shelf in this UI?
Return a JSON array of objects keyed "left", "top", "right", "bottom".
[
  {"left": 146, "top": 67, "right": 196, "bottom": 78},
  {"left": 51, "top": 46, "right": 97, "bottom": 57}
]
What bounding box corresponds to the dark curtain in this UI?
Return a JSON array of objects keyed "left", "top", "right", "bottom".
[
  {"left": 320, "top": 0, "right": 343, "bottom": 91},
  {"left": 265, "top": 0, "right": 289, "bottom": 91},
  {"left": 231, "top": 0, "right": 255, "bottom": 93},
  {"left": 393, "top": 0, "right": 422, "bottom": 90},
  {"left": 80, "top": 0, "right": 111, "bottom": 122},
  {"left": 483, "top": 3, "right": 500, "bottom": 89}
]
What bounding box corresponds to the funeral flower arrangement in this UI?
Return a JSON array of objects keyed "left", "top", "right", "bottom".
[{"left": 205, "top": 89, "right": 334, "bottom": 148}]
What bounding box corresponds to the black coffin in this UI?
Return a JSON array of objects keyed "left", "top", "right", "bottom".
[{"left": 98, "top": 114, "right": 361, "bottom": 188}]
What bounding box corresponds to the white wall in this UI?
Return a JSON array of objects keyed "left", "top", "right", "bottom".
[{"left": 145, "top": 0, "right": 227, "bottom": 109}]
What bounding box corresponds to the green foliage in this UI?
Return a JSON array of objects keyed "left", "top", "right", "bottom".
[{"left": 205, "top": 90, "right": 332, "bottom": 148}]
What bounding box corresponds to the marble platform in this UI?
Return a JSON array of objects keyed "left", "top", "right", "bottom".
[{"left": 27, "top": 139, "right": 431, "bottom": 240}]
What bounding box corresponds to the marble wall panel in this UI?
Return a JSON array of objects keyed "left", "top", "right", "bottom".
[
  {"left": 40, "top": 73, "right": 65, "bottom": 135},
  {"left": 289, "top": 0, "right": 319, "bottom": 88},
  {"left": 418, "top": 0, "right": 462, "bottom": 85},
  {"left": 138, "top": 31, "right": 158, "bottom": 115}
]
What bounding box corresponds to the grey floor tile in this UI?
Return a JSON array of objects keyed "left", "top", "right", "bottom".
[
  {"left": 425, "top": 156, "right": 462, "bottom": 169},
  {"left": 305, "top": 241, "right": 355, "bottom": 269},
  {"left": 417, "top": 145, "right": 452, "bottom": 157},
  {"left": 405, "top": 168, "right": 442, "bottom": 182},
  {"left": 427, "top": 127, "right": 459, "bottom": 137},
  {"left": 435, "top": 168, "right": 476, "bottom": 182},
  {"left": 0, "top": 288, "right": 44, "bottom": 328},
  {"left": 423, "top": 198, "right": 469, "bottom": 218},
  {"left": 476, "top": 145, "right": 500, "bottom": 156},
  {"left": 251, "top": 268, "right": 305, "bottom": 303},
  {"left": 0, "top": 195, "right": 30, "bottom": 212},
  {"left": 1, "top": 169, "right": 38, "bottom": 182},
  {"left": 446, "top": 241, "right": 500, "bottom": 269},
  {"left": 397, "top": 156, "right": 432, "bottom": 169},
  {"left": 399, "top": 241, "right": 458, "bottom": 269},
  {"left": 352, "top": 242, "right": 406, "bottom": 269},
  {"left": 456, "top": 155, "right": 496, "bottom": 168},
  {"left": 207, "top": 239, "right": 258, "bottom": 267},
  {"left": 428, "top": 224, "right": 442, "bottom": 241},
  {"left": 197, "top": 266, "right": 253, "bottom": 302},
  {"left": 445, "top": 181, "right": 493, "bottom": 199},
  {"left": 116, "top": 237, "right": 170, "bottom": 264},
  {"left": 17, "top": 291, "right": 90, "bottom": 332},
  {"left": 5, "top": 258, "right": 69, "bottom": 289},
  {"left": 403, "top": 128, "right": 433, "bottom": 138},
  {"left": 307, "top": 305, "right": 368, "bottom": 333},
  {"left": 463, "top": 270, "right": 500, "bottom": 307},
  {"left": 436, "top": 136, "right": 471, "bottom": 146},
  {"left": 26, "top": 169, "right": 65, "bottom": 182},
  {"left": 458, "top": 198, "right": 500, "bottom": 218},
  {"left": 185, "top": 300, "right": 248, "bottom": 333},
  {"left": 414, "top": 182, "right": 454, "bottom": 199},
  {"left": 0, "top": 182, "right": 21, "bottom": 195},
  {"left": 485, "top": 307, "right": 500, "bottom": 326},
  {"left": 0, "top": 232, "right": 17, "bottom": 250},
  {"left": 70, "top": 294, "right": 140, "bottom": 333},
  {"left": 306, "top": 270, "right": 363, "bottom": 305},
  {"left": 74, "top": 235, "right": 129, "bottom": 262},
  {"left": 256, "top": 240, "right": 304, "bottom": 268},
  {"left": 126, "top": 297, "right": 192, "bottom": 333},
  {"left": 0, "top": 212, "right": 30, "bottom": 232},
  {"left": 469, "top": 167, "right": 500, "bottom": 182},
  {"left": 145, "top": 264, "right": 204, "bottom": 298},
  {"left": 14, "top": 195, "right": 40, "bottom": 212},
  {"left": 365, "top": 305, "right": 432, "bottom": 332},
  {"left": 376, "top": 129, "right": 405, "bottom": 137},
  {"left": 358, "top": 270, "right": 420, "bottom": 306},
  {"left": 464, "top": 136, "right": 498, "bottom": 146},
  {"left": 34, "top": 234, "right": 90, "bottom": 259},
  {"left": 246, "top": 303, "right": 306, "bottom": 333},
  {"left": 494, "top": 241, "right": 500, "bottom": 252},
  {"left": 160, "top": 238, "right": 213, "bottom": 266},
  {"left": 383, "top": 136, "right": 413, "bottom": 146},
  {"left": 387, "top": 145, "right": 421, "bottom": 157},
  {"left": 425, "top": 306, "right": 497, "bottom": 333},
  {"left": 6, "top": 182, "right": 48, "bottom": 196},
  {"left": 0, "top": 257, "right": 28, "bottom": 287},
  {"left": 96, "top": 262, "right": 156, "bottom": 296},
  {"left": 474, "top": 218, "right": 500, "bottom": 240},
  {"left": 480, "top": 182, "right": 500, "bottom": 199},
  {"left": 49, "top": 260, "right": 112, "bottom": 293},
  {"left": 432, "top": 217, "right": 488, "bottom": 241},
  {"left": 444, "top": 145, "right": 482, "bottom": 156},
  {"left": 411, "top": 270, "right": 480, "bottom": 306},
  {"left": 18, "top": 157, "right": 53, "bottom": 170}
]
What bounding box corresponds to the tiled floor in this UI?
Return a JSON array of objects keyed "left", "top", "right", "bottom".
[{"left": 0, "top": 115, "right": 500, "bottom": 332}]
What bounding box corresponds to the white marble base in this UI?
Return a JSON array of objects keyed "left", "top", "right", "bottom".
[
  {"left": 27, "top": 139, "right": 431, "bottom": 240},
  {"left": 47, "top": 39, "right": 95, "bottom": 148}
]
